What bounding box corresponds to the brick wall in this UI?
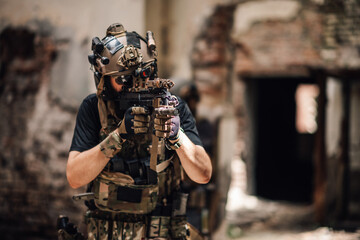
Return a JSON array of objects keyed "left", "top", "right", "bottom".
[
  {"left": 234, "top": 7, "right": 324, "bottom": 75},
  {"left": 191, "top": 4, "right": 237, "bottom": 121},
  {"left": 0, "top": 26, "right": 85, "bottom": 240}
]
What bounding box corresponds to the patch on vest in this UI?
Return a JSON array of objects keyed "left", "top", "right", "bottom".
[{"left": 117, "top": 186, "right": 142, "bottom": 203}]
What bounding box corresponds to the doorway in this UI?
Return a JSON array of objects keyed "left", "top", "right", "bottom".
[{"left": 246, "top": 77, "right": 317, "bottom": 203}]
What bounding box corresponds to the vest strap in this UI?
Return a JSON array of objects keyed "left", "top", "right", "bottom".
[{"left": 156, "top": 157, "right": 173, "bottom": 173}]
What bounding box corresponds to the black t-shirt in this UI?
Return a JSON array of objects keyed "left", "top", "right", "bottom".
[{"left": 70, "top": 93, "right": 202, "bottom": 153}]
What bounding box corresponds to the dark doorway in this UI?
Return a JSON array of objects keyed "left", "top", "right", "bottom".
[{"left": 248, "top": 77, "right": 316, "bottom": 203}]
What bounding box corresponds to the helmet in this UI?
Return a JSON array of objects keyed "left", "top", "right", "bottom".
[{"left": 88, "top": 23, "right": 158, "bottom": 98}]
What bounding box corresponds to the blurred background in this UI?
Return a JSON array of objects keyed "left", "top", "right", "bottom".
[{"left": 0, "top": 0, "right": 360, "bottom": 239}]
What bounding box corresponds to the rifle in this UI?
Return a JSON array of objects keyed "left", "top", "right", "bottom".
[
  {"left": 113, "top": 78, "right": 177, "bottom": 110},
  {"left": 73, "top": 78, "right": 177, "bottom": 202},
  {"left": 113, "top": 77, "right": 179, "bottom": 184}
]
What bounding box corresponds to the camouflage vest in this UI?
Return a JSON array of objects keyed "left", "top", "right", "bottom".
[
  {"left": 92, "top": 114, "right": 181, "bottom": 214},
  {"left": 85, "top": 101, "right": 190, "bottom": 240}
]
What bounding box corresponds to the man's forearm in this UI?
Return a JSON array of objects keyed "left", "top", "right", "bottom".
[
  {"left": 67, "top": 130, "right": 212, "bottom": 188},
  {"left": 67, "top": 129, "right": 126, "bottom": 189},
  {"left": 66, "top": 147, "right": 110, "bottom": 189},
  {"left": 175, "top": 132, "right": 212, "bottom": 184}
]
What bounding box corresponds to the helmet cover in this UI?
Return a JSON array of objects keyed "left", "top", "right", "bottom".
[{"left": 89, "top": 23, "right": 158, "bottom": 96}]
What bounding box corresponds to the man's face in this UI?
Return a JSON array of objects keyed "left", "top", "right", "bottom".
[
  {"left": 110, "top": 76, "right": 124, "bottom": 92},
  {"left": 110, "top": 75, "right": 151, "bottom": 92}
]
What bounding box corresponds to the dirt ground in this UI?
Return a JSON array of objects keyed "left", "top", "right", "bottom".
[
  {"left": 211, "top": 159, "right": 360, "bottom": 240},
  {"left": 212, "top": 201, "right": 360, "bottom": 240}
]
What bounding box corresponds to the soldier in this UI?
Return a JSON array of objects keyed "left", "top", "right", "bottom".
[{"left": 65, "top": 23, "right": 212, "bottom": 240}]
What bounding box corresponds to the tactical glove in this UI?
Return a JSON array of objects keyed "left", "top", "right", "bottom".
[
  {"left": 154, "top": 114, "right": 180, "bottom": 139},
  {"left": 99, "top": 107, "right": 150, "bottom": 159},
  {"left": 118, "top": 106, "right": 151, "bottom": 139},
  {"left": 99, "top": 131, "right": 124, "bottom": 158},
  {"left": 169, "top": 115, "right": 180, "bottom": 140},
  {"left": 158, "top": 115, "right": 183, "bottom": 150}
]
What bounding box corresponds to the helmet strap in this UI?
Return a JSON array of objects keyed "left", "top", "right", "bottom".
[
  {"left": 97, "top": 75, "right": 122, "bottom": 135},
  {"left": 96, "top": 75, "right": 110, "bottom": 133},
  {"left": 107, "top": 100, "right": 119, "bottom": 121}
]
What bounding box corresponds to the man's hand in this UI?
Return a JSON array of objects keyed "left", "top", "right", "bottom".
[
  {"left": 154, "top": 114, "right": 180, "bottom": 139},
  {"left": 117, "top": 106, "right": 150, "bottom": 139}
]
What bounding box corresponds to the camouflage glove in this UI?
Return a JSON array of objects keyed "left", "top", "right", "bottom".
[
  {"left": 154, "top": 114, "right": 180, "bottom": 139},
  {"left": 155, "top": 115, "right": 183, "bottom": 150},
  {"left": 99, "top": 131, "right": 124, "bottom": 158},
  {"left": 169, "top": 115, "right": 180, "bottom": 140},
  {"left": 118, "top": 106, "right": 151, "bottom": 139},
  {"left": 99, "top": 107, "right": 150, "bottom": 158}
]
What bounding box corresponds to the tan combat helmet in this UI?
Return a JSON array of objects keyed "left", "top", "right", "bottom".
[{"left": 88, "top": 23, "right": 158, "bottom": 97}]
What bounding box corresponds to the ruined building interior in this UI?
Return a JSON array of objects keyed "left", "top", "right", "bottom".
[{"left": 0, "top": 0, "right": 359, "bottom": 239}]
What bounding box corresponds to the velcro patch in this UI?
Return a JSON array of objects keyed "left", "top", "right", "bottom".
[
  {"left": 106, "top": 38, "right": 124, "bottom": 55},
  {"left": 126, "top": 32, "right": 141, "bottom": 49},
  {"left": 117, "top": 186, "right": 142, "bottom": 203}
]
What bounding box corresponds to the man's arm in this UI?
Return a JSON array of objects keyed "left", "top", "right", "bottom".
[
  {"left": 67, "top": 147, "right": 110, "bottom": 189},
  {"left": 154, "top": 99, "right": 212, "bottom": 184},
  {"left": 67, "top": 106, "right": 150, "bottom": 189},
  {"left": 171, "top": 131, "right": 212, "bottom": 184},
  {"left": 67, "top": 129, "right": 212, "bottom": 188}
]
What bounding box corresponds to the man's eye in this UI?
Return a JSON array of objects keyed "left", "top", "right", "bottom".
[{"left": 115, "top": 77, "right": 123, "bottom": 84}]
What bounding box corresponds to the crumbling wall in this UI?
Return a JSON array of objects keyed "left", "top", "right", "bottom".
[
  {"left": 192, "top": 4, "right": 237, "bottom": 121},
  {"left": 235, "top": 0, "right": 360, "bottom": 223},
  {"left": 232, "top": 0, "right": 323, "bottom": 76},
  {"left": 0, "top": 25, "right": 85, "bottom": 240},
  {"left": 0, "top": 1, "right": 147, "bottom": 239},
  {"left": 349, "top": 80, "right": 360, "bottom": 218},
  {"left": 232, "top": 0, "right": 360, "bottom": 75},
  {"left": 190, "top": 4, "right": 241, "bottom": 232},
  {"left": 324, "top": 77, "right": 344, "bottom": 220},
  {"left": 191, "top": 0, "right": 360, "bottom": 225}
]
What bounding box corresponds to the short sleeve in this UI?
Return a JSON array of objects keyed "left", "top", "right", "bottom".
[
  {"left": 177, "top": 97, "right": 203, "bottom": 146},
  {"left": 69, "top": 94, "right": 101, "bottom": 152}
]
